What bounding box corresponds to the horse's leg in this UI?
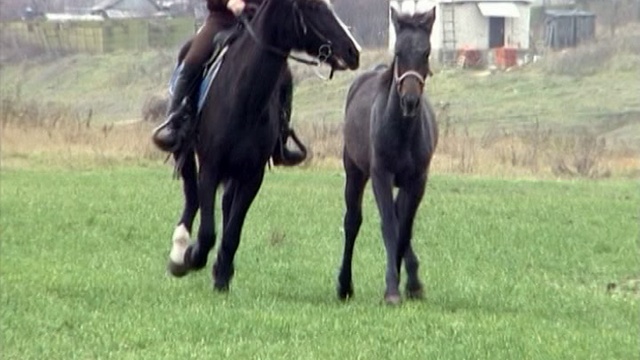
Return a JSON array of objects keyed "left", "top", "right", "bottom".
[
  {"left": 337, "top": 153, "right": 367, "bottom": 300},
  {"left": 177, "top": 151, "right": 200, "bottom": 231},
  {"left": 212, "top": 181, "right": 237, "bottom": 291},
  {"left": 212, "top": 169, "right": 265, "bottom": 291},
  {"left": 187, "top": 165, "right": 219, "bottom": 271},
  {"left": 395, "top": 177, "right": 427, "bottom": 299},
  {"left": 403, "top": 244, "right": 423, "bottom": 299},
  {"left": 221, "top": 180, "right": 235, "bottom": 231},
  {"left": 371, "top": 168, "right": 401, "bottom": 305},
  {"left": 168, "top": 150, "right": 200, "bottom": 277}
]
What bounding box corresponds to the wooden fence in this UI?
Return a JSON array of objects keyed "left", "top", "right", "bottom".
[{"left": 0, "top": 17, "right": 195, "bottom": 54}]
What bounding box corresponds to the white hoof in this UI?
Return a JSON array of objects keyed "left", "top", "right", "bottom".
[{"left": 169, "top": 224, "right": 190, "bottom": 264}]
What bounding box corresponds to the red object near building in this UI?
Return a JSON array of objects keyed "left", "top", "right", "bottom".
[{"left": 495, "top": 47, "right": 517, "bottom": 68}]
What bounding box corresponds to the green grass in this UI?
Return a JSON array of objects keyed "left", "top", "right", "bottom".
[{"left": 1, "top": 167, "right": 638, "bottom": 359}]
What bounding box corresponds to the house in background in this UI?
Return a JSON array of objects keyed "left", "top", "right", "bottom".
[
  {"left": 390, "top": 0, "right": 533, "bottom": 67},
  {"left": 544, "top": 9, "right": 596, "bottom": 49}
]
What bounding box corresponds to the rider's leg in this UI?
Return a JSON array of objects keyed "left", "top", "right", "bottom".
[
  {"left": 152, "top": 15, "right": 229, "bottom": 152},
  {"left": 271, "top": 67, "right": 307, "bottom": 166}
]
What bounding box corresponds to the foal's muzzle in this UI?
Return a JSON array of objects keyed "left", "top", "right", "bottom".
[
  {"left": 394, "top": 62, "right": 426, "bottom": 117},
  {"left": 401, "top": 93, "right": 421, "bottom": 117}
]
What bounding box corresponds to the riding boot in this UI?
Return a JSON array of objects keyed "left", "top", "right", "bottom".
[
  {"left": 271, "top": 68, "right": 307, "bottom": 167},
  {"left": 152, "top": 63, "right": 202, "bottom": 152},
  {"left": 271, "top": 125, "right": 308, "bottom": 166}
]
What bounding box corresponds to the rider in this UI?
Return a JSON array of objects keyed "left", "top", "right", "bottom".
[{"left": 151, "top": 0, "right": 307, "bottom": 166}]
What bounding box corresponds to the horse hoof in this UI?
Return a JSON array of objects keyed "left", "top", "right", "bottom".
[
  {"left": 167, "top": 260, "right": 190, "bottom": 277},
  {"left": 384, "top": 293, "right": 402, "bottom": 306},
  {"left": 213, "top": 281, "right": 230, "bottom": 292},
  {"left": 337, "top": 283, "right": 354, "bottom": 301},
  {"left": 406, "top": 283, "right": 425, "bottom": 300},
  {"left": 167, "top": 225, "right": 191, "bottom": 277},
  {"left": 213, "top": 262, "right": 234, "bottom": 292},
  {"left": 187, "top": 244, "right": 208, "bottom": 271}
]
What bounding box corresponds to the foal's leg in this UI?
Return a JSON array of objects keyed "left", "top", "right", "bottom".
[
  {"left": 371, "top": 168, "right": 401, "bottom": 305},
  {"left": 168, "top": 151, "right": 200, "bottom": 277},
  {"left": 337, "top": 154, "right": 368, "bottom": 300},
  {"left": 395, "top": 177, "right": 426, "bottom": 299},
  {"left": 403, "top": 245, "right": 423, "bottom": 299},
  {"left": 213, "top": 169, "right": 265, "bottom": 291}
]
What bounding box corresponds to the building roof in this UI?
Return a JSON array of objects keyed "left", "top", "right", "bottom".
[
  {"left": 438, "top": 0, "right": 533, "bottom": 3},
  {"left": 91, "top": 0, "right": 159, "bottom": 11},
  {"left": 45, "top": 13, "right": 104, "bottom": 21},
  {"left": 545, "top": 9, "right": 595, "bottom": 17},
  {"left": 90, "top": 0, "right": 162, "bottom": 18}
]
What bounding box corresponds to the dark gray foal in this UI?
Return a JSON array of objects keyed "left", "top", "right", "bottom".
[{"left": 337, "top": 7, "right": 438, "bottom": 305}]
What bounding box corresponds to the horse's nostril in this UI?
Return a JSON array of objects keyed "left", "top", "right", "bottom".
[
  {"left": 401, "top": 95, "right": 420, "bottom": 115},
  {"left": 348, "top": 46, "right": 358, "bottom": 59}
]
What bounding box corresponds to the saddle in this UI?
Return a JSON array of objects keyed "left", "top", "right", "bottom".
[
  {"left": 198, "top": 27, "right": 246, "bottom": 112},
  {"left": 166, "top": 26, "right": 243, "bottom": 174},
  {"left": 168, "top": 26, "right": 243, "bottom": 115}
]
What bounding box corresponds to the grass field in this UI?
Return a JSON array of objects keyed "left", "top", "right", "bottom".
[
  {"left": 1, "top": 166, "right": 638, "bottom": 359},
  {"left": 1, "top": 22, "right": 639, "bottom": 359}
]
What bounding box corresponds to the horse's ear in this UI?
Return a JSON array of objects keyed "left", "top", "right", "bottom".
[{"left": 417, "top": 7, "right": 436, "bottom": 33}]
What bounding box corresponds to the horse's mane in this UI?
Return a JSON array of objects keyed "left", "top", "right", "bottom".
[
  {"left": 395, "top": 12, "right": 431, "bottom": 31},
  {"left": 297, "top": 0, "right": 330, "bottom": 10}
]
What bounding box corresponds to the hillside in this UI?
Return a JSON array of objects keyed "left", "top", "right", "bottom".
[
  {"left": 1, "top": 43, "right": 639, "bottom": 143},
  {"left": 1, "top": 28, "right": 639, "bottom": 177}
]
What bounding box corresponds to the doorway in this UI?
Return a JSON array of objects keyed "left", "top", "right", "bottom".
[{"left": 489, "top": 16, "right": 505, "bottom": 48}]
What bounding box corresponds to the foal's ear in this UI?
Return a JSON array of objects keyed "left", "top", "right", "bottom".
[
  {"left": 416, "top": 7, "right": 436, "bottom": 33},
  {"left": 390, "top": 6, "right": 401, "bottom": 32}
]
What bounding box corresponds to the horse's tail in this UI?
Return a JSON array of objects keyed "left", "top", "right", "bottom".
[
  {"left": 173, "top": 147, "right": 197, "bottom": 182},
  {"left": 172, "top": 148, "right": 199, "bottom": 223},
  {"left": 171, "top": 107, "right": 200, "bottom": 178}
]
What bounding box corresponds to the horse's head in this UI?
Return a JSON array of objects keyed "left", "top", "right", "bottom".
[
  {"left": 282, "top": 0, "right": 360, "bottom": 71},
  {"left": 390, "top": 7, "right": 435, "bottom": 117}
]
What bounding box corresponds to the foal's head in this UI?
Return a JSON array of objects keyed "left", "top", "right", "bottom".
[
  {"left": 390, "top": 7, "right": 436, "bottom": 117},
  {"left": 274, "top": 0, "right": 361, "bottom": 71}
]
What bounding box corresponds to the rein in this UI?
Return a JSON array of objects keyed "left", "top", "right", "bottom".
[{"left": 237, "top": 5, "right": 335, "bottom": 79}]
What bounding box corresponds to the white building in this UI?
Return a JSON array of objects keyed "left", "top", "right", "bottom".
[{"left": 390, "top": 0, "right": 533, "bottom": 65}]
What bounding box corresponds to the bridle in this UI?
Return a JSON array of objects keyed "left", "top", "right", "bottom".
[
  {"left": 238, "top": 1, "right": 336, "bottom": 78},
  {"left": 393, "top": 59, "right": 429, "bottom": 95}
]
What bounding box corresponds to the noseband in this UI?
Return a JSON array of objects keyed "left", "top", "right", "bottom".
[{"left": 394, "top": 60, "right": 427, "bottom": 95}]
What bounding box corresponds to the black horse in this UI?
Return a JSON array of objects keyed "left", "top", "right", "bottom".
[
  {"left": 337, "top": 8, "right": 437, "bottom": 305},
  {"left": 165, "top": 0, "right": 360, "bottom": 292}
]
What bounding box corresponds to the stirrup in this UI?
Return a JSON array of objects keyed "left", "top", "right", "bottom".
[
  {"left": 152, "top": 120, "right": 181, "bottom": 153},
  {"left": 272, "top": 129, "right": 308, "bottom": 166},
  {"left": 152, "top": 100, "right": 192, "bottom": 153}
]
